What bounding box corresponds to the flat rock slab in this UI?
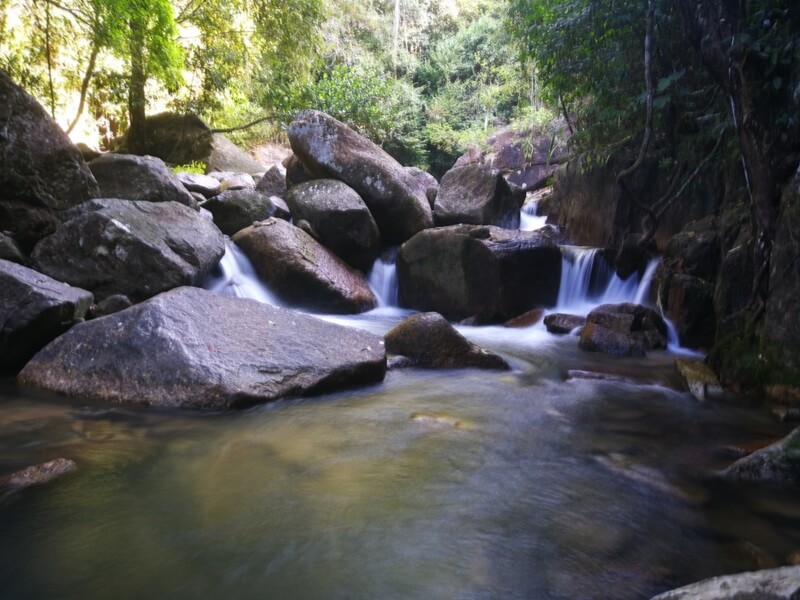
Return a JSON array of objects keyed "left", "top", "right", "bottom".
[
  {"left": 650, "top": 566, "right": 800, "bottom": 599},
  {"left": 18, "top": 287, "right": 387, "bottom": 410},
  {"left": 0, "top": 259, "right": 93, "bottom": 374}
]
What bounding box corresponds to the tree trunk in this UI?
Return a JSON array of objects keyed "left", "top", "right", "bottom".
[{"left": 126, "top": 22, "right": 147, "bottom": 154}]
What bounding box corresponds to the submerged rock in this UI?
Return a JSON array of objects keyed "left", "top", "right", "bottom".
[
  {"left": 0, "top": 259, "right": 93, "bottom": 374},
  {"left": 232, "top": 218, "right": 377, "bottom": 314},
  {"left": 650, "top": 566, "right": 800, "bottom": 599},
  {"left": 285, "top": 179, "right": 380, "bottom": 271},
  {"left": 384, "top": 312, "right": 509, "bottom": 370},
  {"left": 0, "top": 70, "right": 99, "bottom": 251},
  {"left": 288, "top": 110, "right": 433, "bottom": 243},
  {"left": 18, "top": 287, "right": 386, "bottom": 409},
  {"left": 721, "top": 427, "right": 800, "bottom": 488},
  {"left": 0, "top": 458, "right": 77, "bottom": 492},
  {"left": 31, "top": 199, "right": 225, "bottom": 303},
  {"left": 397, "top": 224, "right": 562, "bottom": 322}
]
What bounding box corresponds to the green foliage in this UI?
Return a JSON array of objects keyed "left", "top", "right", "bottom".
[{"left": 172, "top": 160, "right": 206, "bottom": 174}]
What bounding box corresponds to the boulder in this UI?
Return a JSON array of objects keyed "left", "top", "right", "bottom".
[
  {"left": 288, "top": 110, "right": 433, "bottom": 243},
  {"left": 88, "top": 294, "right": 133, "bottom": 319},
  {"left": 209, "top": 171, "right": 255, "bottom": 191},
  {"left": 650, "top": 566, "right": 800, "bottom": 600},
  {"left": 544, "top": 313, "right": 586, "bottom": 334},
  {"left": 18, "top": 286, "right": 386, "bottom": 409},
  {"left": 579, "top": 303, "right": 667, "bottom": 356},
  {"left": 504, "top": 308, "right": 544, "bottom": 328},
  {"left": 579, "top": 322, "right": 647, "bottom": 357},
  {"left": 0, "top": 259, "right": 93, "bottom": 374},
  {"left": 255, "top": 164, "right": 288, "bottom": 198},
  {"left": 31, "top": 199, "right": 225, "bottom": 302},
  {"left": 397, "top": 225, "right": 562, "bottom": 322},
  {"left": 284, "top": 154, "right": 314, "bottom": 188},
  {"left": 124, "top": 112, "right": 266, "bottom": 175},
  {"left": 384, "top": 312, "right": 509, "bottom": 370},
  {"left": 203, "top": 189, "right": 288, "bottom": 236},
  {"left": 721, "top": 427, "right": 800, "bottom": 487},
  {"left": 0, "top": 70, "right": 99, "bottom": 251},
  {"left": 659, "top": 273, "right": 715, "bottom": 349},
  {"left": 675, "top": 358, "right": 724, "bottom": 402},
  {"left": 434, "top": 164, "right": 520, "bottom": 229},
  {"left": 285, "top": 179, "right": 380, "bottom": 271},
  {"left": 405, "top": 167, "right": 439, "bottom": 207},
  {"left": 232, "top": 218, "right": 377, "bottom": 314},
  {"left": 175, "top": 172, "right": 221, "bottom": 198},
  {"left": 0, "top": 233, "right": 26, "bottom": 265},
  {"left": 88, "top": 154, "right": 197, "bottom": 208}
]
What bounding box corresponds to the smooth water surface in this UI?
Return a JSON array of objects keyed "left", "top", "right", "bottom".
[{"left": 1, "top": 327, "right": 797, "bottom": 600}]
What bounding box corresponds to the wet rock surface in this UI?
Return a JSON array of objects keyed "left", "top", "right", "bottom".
[
  {"left": 544, "top": 313, "right": 586, "bottom": 334},
  {"left": 722, "top": 427, "right": 800, "bottom": 488},
  {"left": 434, "top": 164, "right": 520, "bottom": 228},
  {"left": 650, "top": 566, "right": 800, "bottom": 599},
  {"left": 385, "top": 312, "right": 509, "bottom": 370},
  {"left": 579, "top": 303, "right": 667, "bottom": 357},
  {"left": 18, "top": 287, "right": 386, "bottom": 409},
  {"left": 203, "top": 189, "right": 287, "bottom": 236},
  {"left": 232, "top": 218, "right": 377, "bottom": 314}
]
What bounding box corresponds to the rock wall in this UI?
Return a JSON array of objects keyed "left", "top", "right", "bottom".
[{"left": 547, "top": 155, "right": 725, "bottom": 252}]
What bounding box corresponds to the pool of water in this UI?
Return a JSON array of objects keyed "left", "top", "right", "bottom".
[{"left": 0, "top": 317, "right": 796, "bottom": 600}]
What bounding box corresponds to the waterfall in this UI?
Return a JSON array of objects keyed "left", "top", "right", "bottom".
[
  {"left": 554, "top": 247, "right": 660, "bottom": 314},
  {"left": 367, "top": 250, "right": 399, "bottom": 307},
  {"left": 519, "top": 200, "right": 548, "bottom": 231},
  {"left": 204, "top": 242, "right": 279, "bottom": 306}
]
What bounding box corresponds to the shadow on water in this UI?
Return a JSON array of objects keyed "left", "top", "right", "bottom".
[{"left": 0, "top": 331, "right": 797, "bottom": 599}]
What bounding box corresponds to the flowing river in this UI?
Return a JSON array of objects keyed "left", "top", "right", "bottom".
[{"left": 1, "top": 210, "right": 797, "bottom": 599}]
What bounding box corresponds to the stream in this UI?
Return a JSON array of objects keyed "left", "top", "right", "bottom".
[{"left": 1, "top": 206, "right": 797, "bottom": 599}]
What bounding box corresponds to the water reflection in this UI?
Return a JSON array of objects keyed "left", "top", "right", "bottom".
[{"left": 0, "top": 336, "right": 797, "bottom": 599}]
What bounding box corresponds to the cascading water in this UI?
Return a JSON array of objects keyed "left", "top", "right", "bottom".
[
  {"left": 203, "top": 242, "right": 280, "bottom": 306},
  {"left": 367, "top": 250, "right": 400, "bottom": 308},
  {"left": 554, "top": 246, "right": 659, "bottom": 315},
  {"left": 519, "top": 200, "right": 548, "bottom": 231}
]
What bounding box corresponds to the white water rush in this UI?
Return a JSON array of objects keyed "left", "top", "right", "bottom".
[{"left": 203, "top": 242, "right": 280, "bottom": 306}]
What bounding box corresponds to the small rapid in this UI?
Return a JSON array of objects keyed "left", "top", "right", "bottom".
[{"left": 203, "top": 242, "right": 279, "bottom": 306}]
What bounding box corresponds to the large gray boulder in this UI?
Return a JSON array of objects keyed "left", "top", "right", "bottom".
[
  {"left": 203, "top": 189, "right": 289, "bottom": 236},
  {"left": 31, "top": 199, "right": 225, "bottom": 302},
  {"left": 650, "top": 566, "right": 800, "bottom": 599},
  {"left": 434, "top": 164, "right": 520, "bottom": 229},
  {"left": 721, "top": 427, "right": 800, "bottom": 487},
  {"left": 88, "top": 154, "right": 198, "bottom": 208},
  {"left": 385, "top": 312, "right": 509, "bottom": 370},
  {"left": 232, "top": 218, "right": 377, "bottom": 314},
  {"left": 0, "top": 71, "right": 99, "bottom": 251},
  {"left": 285, "top": 179, "right": 380, "bottom": 271},
  {"left": 288, "top": 110, "right": 433, "bottom": 243},
  {"left": 0, "top": 259, "right": 93, "bottom": 374},
  {"left": 18, "top": 287, "right": 386, "bottom": 409},
  {"left": 397, "top": 225, "right": 562, "bottom": 322},
  {"left": 255, "top": 164, "right": 288, "bottom": 198}
]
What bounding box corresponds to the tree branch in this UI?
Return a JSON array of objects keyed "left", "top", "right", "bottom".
[
  {"left": 66, "top": 41, "right": 99, "bottom": 134},
  {"left": 210, "top": 114, "right": 277, "bottom": 134}
]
